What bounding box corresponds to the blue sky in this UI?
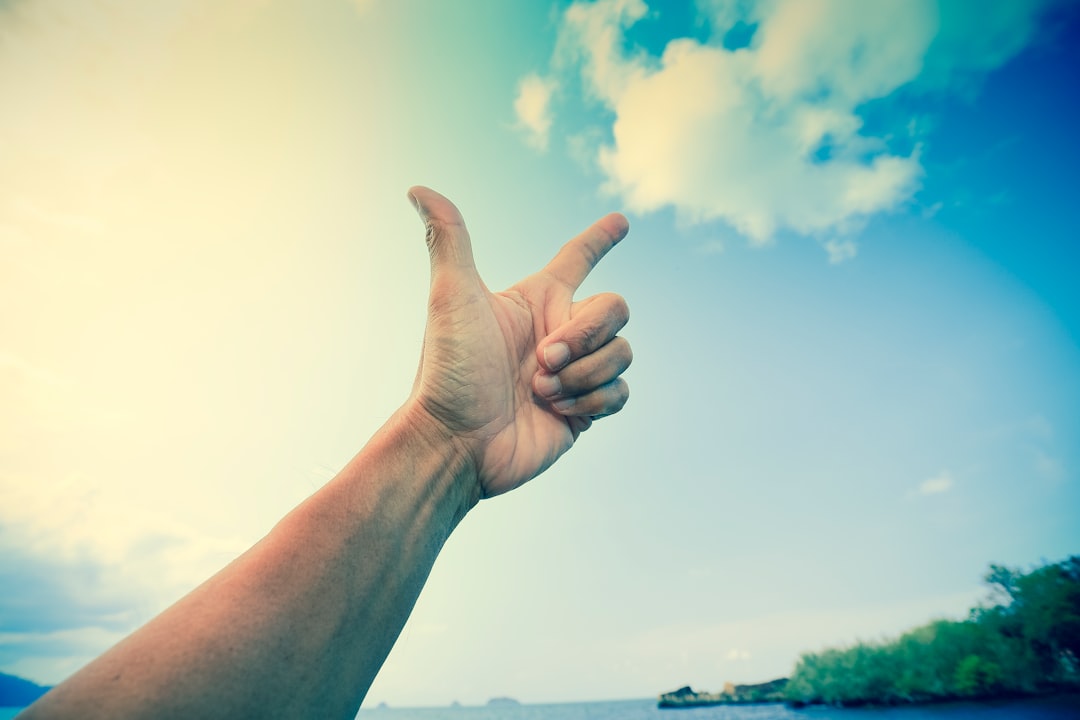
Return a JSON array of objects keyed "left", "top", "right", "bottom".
[{"left": 1, "top": 0, "right": 1078, "bottom": 708}]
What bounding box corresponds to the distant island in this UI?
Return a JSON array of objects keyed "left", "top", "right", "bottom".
[
  {"left": 659, "top": 556, "right": 1080, "bottom": 709},
  {"left": 0, "top": 672, "right": 51, "bottom": 708},
  {"left": 486, "top": 696, "right": 521, "bottom": 706}
]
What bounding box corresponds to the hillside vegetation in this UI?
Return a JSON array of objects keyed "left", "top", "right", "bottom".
[{"left": 785, "top": 556, "right": 1080, "bottom": 707}]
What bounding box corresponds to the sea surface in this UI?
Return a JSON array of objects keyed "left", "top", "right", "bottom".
[
  {"left": 2, "top": 694, "right": 1077, "bottom": 719},
  {"left": 355, "top": 696, "right": 1080, "bottom": 720}
]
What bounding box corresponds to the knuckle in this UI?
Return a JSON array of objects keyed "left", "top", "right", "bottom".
[
  {"left": 592, "top": 292, "right": 630, "bottom": 328},
  {"left": 614, "top": 337, "right": 633, "bottom": 370},
  {"left": 424, "top": 220, "right": 444, "bottom": 252},
  {"left": 578, "top": 378, "right": 628, "bottom": 417},
  {"left": 571, "top": 321, "right": 604, "bottom": 354},
  {"left": 612, "top": 378, "right": 630, "bottom": 412},
  {"left": 423, "top": 218, "right": 467, "bottom": 257},
  {"left": 568, "top": 295, "right": 629, "bottom": 354},
  {"left": 577, "top": 240, "right": 602, "bottom": 272},
  {"left": 589, "top": 344, "right": 630, "bottom": 386},
  {"left": 605, "top": 293, "right": 630, "bottom": 326},
  {"left": 563, "top": 338, "right": 632, "bottom": 393}
]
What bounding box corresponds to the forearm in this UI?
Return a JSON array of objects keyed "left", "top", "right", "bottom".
[
  {"left": 22, "top": 403, "right": 479, "bottom": 720},
  {"left": 18, "top": 186, "right": 632, "bottom": 718}
]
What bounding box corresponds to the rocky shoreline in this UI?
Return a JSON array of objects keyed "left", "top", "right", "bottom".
[{"left": 658, "top": 678, "right": 789, "bottom": 708}]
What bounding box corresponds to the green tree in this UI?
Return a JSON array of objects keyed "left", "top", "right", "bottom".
[
  {"left": 980, "top": 555, "right": 1080, "bottom": 684},
  {"left": 954, "top": 654, "right": 1004, "bottom": 696},
  {"left": 784, "top": 556, "right": 1080, "bottom": 707}
]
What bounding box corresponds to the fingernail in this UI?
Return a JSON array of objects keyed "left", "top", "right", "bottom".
[
  {"left": 543, "top": 343, "right": 570, "bottom": 371},
  {"left": 553, "top": 397, "right": 575, "bottom": 411},
  {"left": 534, "top": 373, "right": 561, "bottom": 398}
]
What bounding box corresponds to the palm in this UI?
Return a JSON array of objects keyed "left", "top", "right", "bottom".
[
  {"left": 422, "top": 280, "right": 576, "bottom": 496},
  {"left": 409, "top": 187, "right": 630, "bottom": 498}
]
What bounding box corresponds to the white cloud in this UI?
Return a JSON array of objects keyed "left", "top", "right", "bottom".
[
  {"left": 0, "top": 468, "right": 250, "bottom": 683},
  {"left": 726, "top": 648, "right": 751, "bottom": 661},
  {"left": 823, "top": 238, "right": 857, "bottom": 264},
  {"left": 513, "top": 74, "right": 558, "bottom": 151},
  {"left": 0, "top": 472, "right": 244, "bottom": 577},
  {"left": 918, "top": 470, "right": 953, "bottom": 495},
  {"left": 524, "top": 0, "right": 1061, "bottom": 254},
  {"left": 555, "top": 0, "right": 650, "bottom": 103},
  {"left": 552, "top": 0, "right": 930, "bottom": 246},
  {"left": 0, "top": 627, "right": 129, "bottom": 686},
  {"left": 922, "top": 201, "right": 944, "bottom": 219},
  {"left": 750, "top": 0, "right": 936, "bottom": 104}
]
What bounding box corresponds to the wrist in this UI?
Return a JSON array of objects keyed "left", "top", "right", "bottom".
[{"left": 394, "top": 400, "right": 482, "bottom": 520}]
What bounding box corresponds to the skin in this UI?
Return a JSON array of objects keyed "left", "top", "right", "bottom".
[{"left": 20, "top": 187, "right": 632, "bottom": 719}]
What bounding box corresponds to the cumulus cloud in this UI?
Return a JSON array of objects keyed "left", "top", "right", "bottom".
[
  {"left": 823, "top": 238, "right": 858, "bottom": 264},
  {"left": 521, "top": 0, "right": 1061, "bottom": 252},
  {"left": 0, "top": 469, "right": 249, "bottom": 682},
  {"left": 918, "top": 470, "right": 953, "bottom": 495},
  {"left": 0, "top": 0, "right": 290, "bottom": 684},
  {"left": 0, "top": 627, "right": 128, "bottom": 686},
  {"left": 513, "top": 74, "right": 558, "bottom": 151}
]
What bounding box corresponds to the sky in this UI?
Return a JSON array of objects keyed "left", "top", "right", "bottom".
[{"left": 1, "top": 0, "right": 1079, "bottom": 709}]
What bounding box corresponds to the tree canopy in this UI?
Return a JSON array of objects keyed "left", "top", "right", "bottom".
[{"left": 784, "top": 556, "right": 1080, "bottom": 707}]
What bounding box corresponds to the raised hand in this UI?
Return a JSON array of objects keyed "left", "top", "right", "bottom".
[
  {"left": 407, "top": 186, "right": 632, "bottom": 498},
  {"left": 20, "top": 188, "right": 634, "bottom": 720}
]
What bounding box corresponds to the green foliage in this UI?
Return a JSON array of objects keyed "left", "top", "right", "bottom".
[
  {"left": 784, "top": 555, "right": 1080, "bottom": 707},
  {"left": 954, "top": 654, "right": 1003, "bottom": 696}
]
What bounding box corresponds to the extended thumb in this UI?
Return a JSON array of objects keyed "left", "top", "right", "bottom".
[{"left": 407, "top": 186, "right": 477, "bottom": 274}]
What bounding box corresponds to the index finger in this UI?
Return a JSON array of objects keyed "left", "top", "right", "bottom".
[{"left": 543, "top": 213, "right": 629, "bottom": 291}]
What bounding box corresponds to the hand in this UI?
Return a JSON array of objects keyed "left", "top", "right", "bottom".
[{"left": 405, "top": 187, "right": 632, "bottom": 498}]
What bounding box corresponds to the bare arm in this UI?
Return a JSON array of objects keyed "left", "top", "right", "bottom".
[
  {"left": 22, "top": 407, "right": 475, "bottom": 719},
  {"left": 20, "top": 187, "right": 631, "bottom": 719}
]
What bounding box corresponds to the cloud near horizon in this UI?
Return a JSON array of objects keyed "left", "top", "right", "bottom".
[
  {"left": 516, "top": 0, "right": 1062, "bottom": 254},
  {"left": 918, "top": 470, "right": 954, "bottom": 495},
  {"left": 0, "top": 466, "right": 249, "bottom": 683}
]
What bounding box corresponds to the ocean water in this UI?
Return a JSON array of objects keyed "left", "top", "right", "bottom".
[
  {"left": 356, "top": 695, "right": 1080, "bottom": 720},
  {"left": 2, "top": 694, "right": 1077, "bottom": 718}
]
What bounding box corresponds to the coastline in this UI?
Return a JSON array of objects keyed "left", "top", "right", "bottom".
[
  {"left": 658, "top": 679, "right": 1080, "bottom": 712},
  {"left": 355, "top": 693, "right": 1080, "bottom": 718},
  {"left": 658, "top": 678, "right": 789, "bottom": 708}
]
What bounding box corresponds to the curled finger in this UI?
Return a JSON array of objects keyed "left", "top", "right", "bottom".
[
  {"left": 550, "top": 377, "right": 630, "bottom": 418},
  {"left": 537, "top": 292, "right": 629, "bottom": 373},
  {"left": 568, "top": 415, "right": 593, "bottom": 440},
  {"left": 533, "top": 336, "right": 632, "bottom": 400}
]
